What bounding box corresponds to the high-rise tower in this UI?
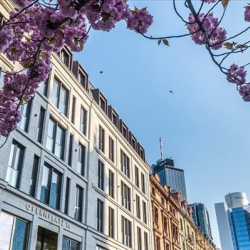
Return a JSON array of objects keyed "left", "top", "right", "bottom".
[
  {"left": 215, "top": 192, "right": 250, "bottom": 250},
  {"left": 151, "top": 158, "right": 188, "bottom": 201}
]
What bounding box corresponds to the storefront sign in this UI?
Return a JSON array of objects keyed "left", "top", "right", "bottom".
[{"left": 26, "top": 203, "right": 70, "bottom": 229}]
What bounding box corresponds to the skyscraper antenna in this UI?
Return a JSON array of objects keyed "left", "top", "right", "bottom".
[{"left": 159, "top": 137, "right": 163, "bottom": 160}]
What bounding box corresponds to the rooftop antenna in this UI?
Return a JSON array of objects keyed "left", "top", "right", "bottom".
[{"left": 159, "top": 137, "right": 163, "bottom": 160}]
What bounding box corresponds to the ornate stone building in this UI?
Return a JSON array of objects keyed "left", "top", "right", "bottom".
[{"left": 150, "top": 174, "right": 216, "bottom": 250}]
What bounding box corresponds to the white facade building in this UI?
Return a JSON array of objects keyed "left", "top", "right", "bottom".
[{"left": 0, "top": 1, "right": 153, "bottom": 249}]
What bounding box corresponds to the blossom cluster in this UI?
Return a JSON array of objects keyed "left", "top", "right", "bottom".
[
  {"left": 226, "top": 64, "right": 250, "bottom": 102},
  {"left": 187, "top": 13, "right": 227, "bottom": 50},
  {"left": 244, "top": 6, "right": 250, "bottom": 21},
  {"left": 0, "top": 0, "right": 153, "bottom": 137}
]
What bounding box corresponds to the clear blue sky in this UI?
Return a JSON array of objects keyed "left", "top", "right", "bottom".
[{"left": 76, "top": 1, "right": 250, "bottom": 247}]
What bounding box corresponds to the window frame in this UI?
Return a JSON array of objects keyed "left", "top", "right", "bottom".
[
  {"left": 46, "top": 117, "right": 66, "bottom": 160},
  {"left": 99, "top": 125, "right": 105, "bottom": 153},
  {"left": 98, "top": 160, "right": 104, "bottom": 190},
  {"left": 109, "top": 136, "right": 114, "bottom": 162},
  {"left": 108, "top": 207, "right": 115, "bottom": 238},
  {"left": 97, "top": 199, "right": 104, "bottom": 233},
  {"left": 77, "top": 143, "right": 86, "bottom": 176},
  {"left": 109, "top": 170, "right": 114, "bottom": 198},
  {"left": 52, "top": 78, "right": 69, "bottom": 116},
  {"left": 121, "top": 181, "right": 131, "bottom": 211},
  {"left": 37, "top": 107, "right": 46, "bottom": 143},
  {"left": 40, "top": 163, "right": 62, "bottom": 210},
  {"left": 29, "top": 155, "right": 40, "bottom": 197},
  {"left": 6, "top": 140, "right": 25, "bottom": 188},
  {"left": 74, "top": 185, "right": 83, "bottom": 222},
  {"left": 80, "top": 106, "right": 87, "bottom": 135},
  {"left": 121, "top": 150, "right": 130, "bottom": 178}
]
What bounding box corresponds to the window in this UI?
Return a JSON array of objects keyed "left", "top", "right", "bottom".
[
  {"left": 52, "top": 79, "right": 69, "bottom": 116},
  {"left": 37, "top": 107, "right": 45, "bottom": 143},
  {"left": 97, "top": 199, "right": 104, "bottom": 233},
  {"left": 29, "top": 155, "right": 39, "bottom": 197},
  {"left": 39, "top": 78, "right": 49, "bottom": 97},
  {"left": 98, "top": 160, "right": 104, "bottom": 190},
  {"left": 144, "top": 232, "right": 149, "bottom": 250},
  {"left": 121, "top": 150, "right": 130, "bottom": 178},
  {"left": 40, "top": 164, "right": 62, "bottom": 210},
  {"left": 109, "top": 136, "right": 114, "bottom": 162},
  {"left": 61, "top": 49, "right": 70, "bottom": 68},
  {"left": 143, "top": 201, "right": 147, "bottom": 224},
  {"left": 137, "top": 227, "right": 142, "bottom": 250},
  {"left": 71, "top": 96, "right": 76, "bottom": 124},
  {"left": 109, "top": 170, "right": 114, "bottom": 198},
  {"left": 36, "top": 227, "right": 58, "bottom": 250},
  {"left": 154, "top": 207, "right": 159, "bottom": 226},
  {"left": 122, "top": 125, "right": 128, "bottom": 139},
  {"left": 6, "top": 141, "right": 24, "bottom": 188},
  {"left": 100, "top": 96, "right": 106, "bottom": 113},
  {"left": 135, "top": 166, "right": 139, "bottom": 188},
  {"left": 141, "top": 173, "right": 145, "bottom": 193},
  {"left": 180, "top": 219, "right": 183, "bottom": 231},
  {"left": 0, "top": 212, "right": 29, "bottom": 250},
  {"left": 121, "top": 181, "right": 131, "bottom": 211},
  {"left": 74, "top": 185, "right": 83, "bottom": 222},
  {"left": 79, "top": 71, "right": 86, "bottom": 88},
  {"left": 18, "top": 102, "right": 31, "bottom": 132},
  {"left": 63, "top": 237, "right": 81, "bottom": 250},
  {"left": 77, "top": 143, "right": 85, "bottom": 176},
  {"left": 156, "top": 237, "right": 161, "bottom": 250},
  {"left": 163, "top": 217, "right": 168, "bottom": 234},
  {"left": 80, "top": 107, "right": 87, "bottom": 135},
  {"left": 112, "top": 112, "right": 117, "bottom": 126},
  {"left": 46, "top": 118, "right": 66, "bottom": 160},
  {"left": 161, "top": 197, "right": 165, "bottom": 206},
  {"left": 152, "top": 187, "right": 155, "bottom": 196},
  {"left": 68, "top": 134, "right": 74, "bottom": 166},
  {"left": 108, "top": 207, "right": 114, "bottom": 238},
  {"left": 99, "top": 125, "right": 105, "bottom": 152},
  {"left": 165, "top": 243, "right": 170, "bottom": 250},
  {"left": 64, "top": 178, "right": 70, "bottom": 214},
  {"left": 136, "top": 195, "right": 141, "bottom": 219},
  {"left": 121, "top": 216, "right": 132, "bottom": 247},
  {"left": 0, "top": 67, "right": 5, "bottom": 87}
]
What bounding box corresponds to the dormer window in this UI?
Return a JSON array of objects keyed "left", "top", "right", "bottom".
[
  {"left": 60, "top": 49, "right": 71, "bottom": 68},
  {"left": 131, "top": 137, "right": 136, "bottom": 150},
  {"left": 122, "top": 125, "right": 128, "bottom": 139},
  {"left": 112, "top": 112, "right": 117, "bottom": 126},
  {"left": 79, "top": 71, "right": 86, "bottom": 88},
  {"left": 100, "top": 96, "right": 106, "bottom": 113}
]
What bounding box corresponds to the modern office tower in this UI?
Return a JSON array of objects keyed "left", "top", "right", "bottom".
[
  {"left": 150, "top": 174, "right": 216, "bottom": 250},
  {"left": 215, "top": 192, "right": 250, "bottom": 250},
  {"left": 188, "top": 203, "right": 213, "bottom": 240},
  {"left": 151, "top": 158, "right": 188, "bottom": 201},
  {"left": 0, "top": 2, "right": 153, "bottom": 250}
]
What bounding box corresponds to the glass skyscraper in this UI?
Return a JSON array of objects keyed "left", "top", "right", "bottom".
[
  {"left": 188, "top": 203, "right": 213, "bottom": 240},
  {"left": 151, "top": 158, "right": 187, "bottom": 201},
  {"left": 215, "top": 192, "right": 250, "bottom": 250}
]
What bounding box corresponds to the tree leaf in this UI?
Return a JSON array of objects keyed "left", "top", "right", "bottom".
[
  {"left": 223, "top": 42, "right": 233, "bottom": 50},
  {"left": 221, "top": 0, "right": 229, "bottom": 8},
  {"left": 163, "top": 39, "right": 169, "bottom": 46},
  {"left": 158, "top": 40, "right": 162, "bottom": 45}
]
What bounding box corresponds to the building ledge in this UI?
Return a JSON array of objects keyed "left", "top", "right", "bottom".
[{"left": 0, "top": 178, "right": 7, "bottom": 189}]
